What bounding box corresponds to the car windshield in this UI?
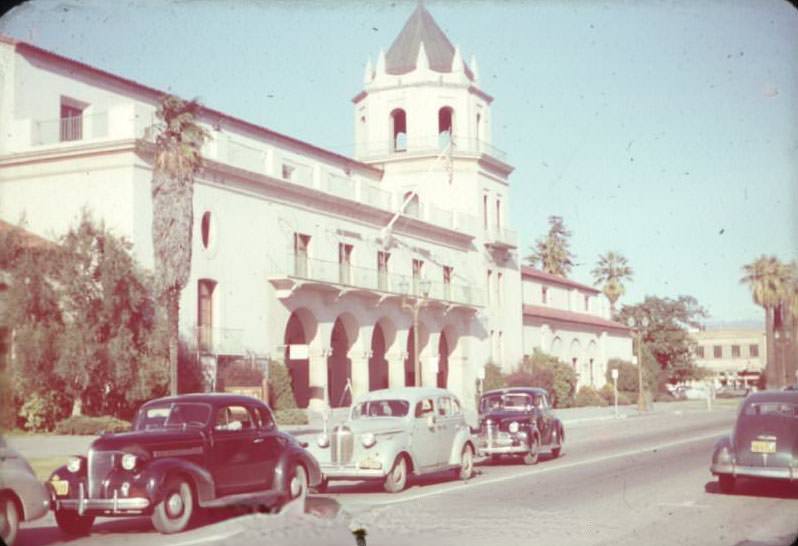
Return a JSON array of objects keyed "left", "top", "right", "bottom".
[
  {"left": 743, "top": 402, "right": 798, "bottom": 418},
  {"left": 351, "top": 399, "right": 410, "bottom": 419},
  {"left": 135, "top": 402, "right": 212, "bottom": 431},
  {"left": 481, "top": 393, "right": 533, "bottom": 412}
]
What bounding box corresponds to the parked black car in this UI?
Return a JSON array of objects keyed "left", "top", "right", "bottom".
[
  {"left": 710, "top": 390, "right": 798, "bottom": 493},
  {"left": 476, "top": 387, "right": 564, "bottom": 465},
  {"left": 47, "top": 393, "right": 321, "bottom": 535}
]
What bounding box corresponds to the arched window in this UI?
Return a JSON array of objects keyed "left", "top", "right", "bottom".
[
  {"left": 438, "top": 106, "right": 454, "bottom": 149},
  {"left": 200, "top": 211, "right": 213, "bottom": 249},
  {"left": 391, "top": 108, "right": 407, "bottom": 152},
  {"left": 197, "top": 279, "right": 217, "bottom": 353}
]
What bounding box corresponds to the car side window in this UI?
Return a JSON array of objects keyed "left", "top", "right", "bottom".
[
  {"left": 415, "top": 399, "right": 434, "bottom": 418},
  {"left": 452, "top": 398, "right": 462, "bottom": 415},
  {"left": 257, "top": 407, "right": 276, "bottom": 430},
  {"left": 214, "top": 405, "right": 254, "bottom": 432},
  {"left": 437, "top": 397, "right": 452, "bottom": 416}
]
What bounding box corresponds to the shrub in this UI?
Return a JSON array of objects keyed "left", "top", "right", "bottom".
[
  {"left": 0, "top": 372, "right": 17, "bottom": 431},
  {"left": 221, "top": 359, "right": 264, "bottom": 387},
  {"left": 19, "top": 392, "right": 70, "bottom": 432},
  {"left": 654, "top": 391, "right": 677, "bottom": 402},
  {"left": 574, "top": 386, "right": 608, "bottom": 407},
  {"left": 54, "top": 415, "right": 132, "bottom": 435},
  {"left": 482, "top": 362, "right": 507, "bottom": 392},
  {"left": 268, "top": 360, "right": 298, "bottom": 410},
  {"left": 599, "top": 384, "right": 632, "bottom": 405},
  {"left": 605, "top": 359, "right": 640, "bottom": 393},
  {"left": 513, "top": 350, "right": 577, "bottom": 408},
  {"left": 274, "top": 409, "right": 308, "bottom": 426}
]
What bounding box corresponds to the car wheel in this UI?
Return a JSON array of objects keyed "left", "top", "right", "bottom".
[
  {"left": 151, "top": 476, "right": 194, "bottom": 534},
  {"left": 522, "top": 436, "right": 540, "bottom": 465},
  {"left": 383, "top": 455, "right": 408, "bottom": 493},
  {"left": 289, "top": 464, "right": 308, "bottom": 500},
  {"left": 458, "top": 443, "right": 474, "bottom": 480},
  {"left": 718, "top": 474, "right": 735, "bottom": 494},
  {"left": 54, "top": 509, "right": 95, "bottom": 537},
  {"left": 0, "top": 495, "right": 19, "bottom": 546},
  {"left": 551, "top": 427, "right": 563, "bottom": 458}
]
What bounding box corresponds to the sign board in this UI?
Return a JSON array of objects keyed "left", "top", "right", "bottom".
[
  {"left": 289, "top": 344, "right": 309, "bottom": 360},
  {"left": 611, "top": 369, "right": 619, "bottom": 380}
]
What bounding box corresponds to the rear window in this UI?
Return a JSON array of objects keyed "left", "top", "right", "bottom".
[{"left": 743, "top": 402, "right": 798, "bottom": 418}]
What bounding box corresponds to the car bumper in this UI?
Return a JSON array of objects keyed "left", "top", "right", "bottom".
[
  {"left": 711, "top": 463, "right": 798, "bottom": 481},
  {"left": 320, "top": 465, "right": 386, "bottom": 480},
  {"left": 477, "top": 432, "right": 528, "bottom": 456},
  {"left": 52, "top": 483, "right": 151, "bottom": 515}
]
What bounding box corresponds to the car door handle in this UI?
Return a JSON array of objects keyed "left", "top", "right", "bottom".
[{"left": 253, "top": 438, "right": 264, "bottom": 444}]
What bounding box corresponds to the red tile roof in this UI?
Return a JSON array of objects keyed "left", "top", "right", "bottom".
[
  {"left": 521, "top": 266, "right": 600, "bottom": 294},
  {"left": 0, "top": 35, "right": 382, "bottom": 178},
  {"left": 523, "top": 304, "right": 631, "bottom": 334}
]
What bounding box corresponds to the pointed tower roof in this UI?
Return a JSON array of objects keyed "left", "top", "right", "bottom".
[{"left": 385, "top": 3, "right": 472, "bottom": 78}]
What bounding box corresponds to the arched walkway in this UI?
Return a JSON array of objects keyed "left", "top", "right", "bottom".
[
  {"left": 284, "top": 310, "right": 316, "bottom": 409},
  {"left": 328, "top": 315, "right": 356, "bottom": 407},
  {"left": 369, "top": 323, "right": 389, "bottom": 391},
  {"left": 437, "top": 332, "right": 449, "bottom": 388},
  {"left": 405, "top": 327, "right": 416, "bottom": 387}
]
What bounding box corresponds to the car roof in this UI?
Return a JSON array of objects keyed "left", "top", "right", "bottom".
[
  {"left": 354, "top": 386, "right": 455, "bottom": 403},
  {"left": 744, "top": 390, "right": 798, "bottom": 404},
  {"left": 141, "top": 392, "right": 271, "bottom": 409},
  {"left": 482, "top": 387, "right": 549, "bottom": 397}
]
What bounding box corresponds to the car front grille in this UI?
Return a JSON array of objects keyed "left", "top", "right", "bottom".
[
  {"left": 331, "top": 426, "right": 354, "bottom": 465},
  {"left": 88, "top": 449, "right": 117, "bottom": 498}
]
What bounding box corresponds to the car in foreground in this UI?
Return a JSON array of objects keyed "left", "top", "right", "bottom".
[
  {"left": 710, "top": 390, "right": 798, "bottom": 493},
  {"left": 476, "top": 387, "right": 564, "bottom": 465},
  {"left": 312, "top": 387, "right": 475, "bottom": 493},
  {"left": 47, "top": 393, "right": 321, "bottom": 535},
  {"left": 0, "top": 435, "right": 50, "bottom": 546}
]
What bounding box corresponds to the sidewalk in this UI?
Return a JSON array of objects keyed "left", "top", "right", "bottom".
[{"left": 7, "top": 399, "right": 737, "bottom": 460}]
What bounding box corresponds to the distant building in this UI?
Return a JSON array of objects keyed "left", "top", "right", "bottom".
[{"left": 691, "top": 328, "right": 766, "bottom": 388}]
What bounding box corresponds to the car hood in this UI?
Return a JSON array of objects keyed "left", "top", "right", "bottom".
[
  {"left": 91, "top": 429, "right": 206, "bottom": 453},
  {"left": 480, "top": 410, "right": 531, "bottom": 424},
  {"left": 336, "top": 417, "right": 407, "bottom": 435}
]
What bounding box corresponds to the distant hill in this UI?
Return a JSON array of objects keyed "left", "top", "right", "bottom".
[{"left": 701, "top": 319, "right": 763, "bottom": 331}]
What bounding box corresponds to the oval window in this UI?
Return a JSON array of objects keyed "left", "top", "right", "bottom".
[{"left": 201, "top": 211, "right": 212, "bottom": 249}]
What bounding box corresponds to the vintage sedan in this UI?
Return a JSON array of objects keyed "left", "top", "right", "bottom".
[
  {"left": 476, "top": 387, "right": 564, "bottom": 464},
  {"left": 47, "top": 393, "right": 321, "bottom": 535},
  {"left": 0, "top": 435, "right": 50, "bottom": 546},
  {"left": 710, "top": 390, "right": 798, "bottom": 493},
  {"left": 312, "top": 387, "right": 475, "bottom": 493}
]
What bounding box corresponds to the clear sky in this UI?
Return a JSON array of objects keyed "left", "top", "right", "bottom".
[{"left": 1, "top": 0, "right": 795, "bottom": 324}]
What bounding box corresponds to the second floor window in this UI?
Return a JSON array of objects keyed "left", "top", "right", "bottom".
[
  {"left": 60, "top": 103, "right": 83, "bottom": 142},
  {"left": 749, "top": 344, "right": 759, "bottom": 358},
  {"left": 731, "top": 345, "right": 741, "bottom": 358},
  {"left": 412, "top": 259, "right": 424, "bottom": 295},
  {"left": 443, "top": 266, "right": 453, "bottom": 300},
  {"left": 713, "top": 345, "right": 722, "bottom": 359},
  {"left": 197, "top": 279, "right": 216, "bottom": 352},
  {"left": 294, "top": 233, "right": 310, "bottom": 277},
  {"left": 542, "top": 286, "right": 548, "bottom": 305},
  {"left": 497, "top": 272, "right": 503, "bottom": 305},
  {"left": 696, "top": 346, "right": 705, "bottom": 359},
  {"left": 338, "top": 243, "right": 353, "bottom": 285},
  {"left": 584, "top": 295, "right": 590, "bottom": 311},
  {"left": 377, "top": 251, "right": 390, "bottom": 291}
]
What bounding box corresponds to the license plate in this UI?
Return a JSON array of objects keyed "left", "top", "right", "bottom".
[
  {"left": 751, "top": 440, "right": 776, "bottom": 453},
  {"left": 51, "top": 479, "right": 69, "bottom": 496}
]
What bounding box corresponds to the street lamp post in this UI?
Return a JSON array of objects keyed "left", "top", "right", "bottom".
[
  {"left": 626, "top": 315, "right": 650, "bottom": 411},
  {"left": 399, "top": 278, "right": 431, "bottom": 387}
]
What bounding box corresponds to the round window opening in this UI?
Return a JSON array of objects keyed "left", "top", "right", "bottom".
[{"left": 201, "top": 211, "right": 212, "bottom": 249}]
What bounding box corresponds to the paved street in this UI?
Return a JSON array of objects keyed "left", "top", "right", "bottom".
[{"left": 14, "top": 403, "right": 798, "bottom": 546}]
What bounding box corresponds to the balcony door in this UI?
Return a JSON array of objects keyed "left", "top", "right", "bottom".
[{"left": 294, "top": 233, "right": 310, "bottom": 277}]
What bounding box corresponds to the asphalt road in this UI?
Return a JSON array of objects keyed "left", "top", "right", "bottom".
[{"left": 15, "top": 406, "right": 798, "bottom": 546}]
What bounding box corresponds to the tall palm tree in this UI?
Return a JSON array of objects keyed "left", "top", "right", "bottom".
[
  {"left": 740, "top": 255, "right": 792, "bottom": 389},
  {"left": 151, "top": 95, "right": 208, "bottom": 396},
  {"left": 526, "top": 216, "right": 574, "bottom": 277},
  {"left": 591, "top": 251, "right": 634, "bottom": 317},
  {"left": 785, "top": 262, "right": 798, "bottom": 386}
]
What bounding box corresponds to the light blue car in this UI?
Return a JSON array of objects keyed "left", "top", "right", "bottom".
[{"left": 0, "top": 435, "right": 50, "bottom": 546}]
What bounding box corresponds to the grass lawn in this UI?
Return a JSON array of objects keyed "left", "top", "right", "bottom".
[{"left": 28, "top": 456, "right": 67, "bottom": 481}]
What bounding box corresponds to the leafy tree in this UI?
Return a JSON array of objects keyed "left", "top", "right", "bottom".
[
  {"left": 482, "top": 362, "right": 507, "bottom": 393},
  {"left": 740, "top": 256, "right": 793, "bottom": 388},
  {"left": 53, "top": 212, "right": 165, "bottom": 416},
  {"left": 151, "top": 94, "right": 209, "bottom": 396},
  {"left": 617, "top": 295, "right": 708, "bottom": 383},
  {"left": 591, "top": 251, "right": 633, "bottom": 317},
  {"left": 510, "top": 349, "right": 577, "bottom": 408},
  {"left": 525, "top": 216, "right": 575, "bottom": 277}
]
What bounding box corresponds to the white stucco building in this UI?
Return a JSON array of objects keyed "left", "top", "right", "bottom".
[
  {"left": 691, "top": 329, "right": 765, "bottom": 388},
  {"left": 0, "top": 4, "right": 631, "bottom": 410}
]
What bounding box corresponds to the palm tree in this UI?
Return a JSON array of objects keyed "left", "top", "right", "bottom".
[
  {"left": 740, "top": 256, "right": 792, "bottom": 389},
  {"left": 526, "top": 216, "right": 574, "bottom": 277},
  {"left": 785, "top": 262, "right": 798, "bottom": 386},
  {"left": 591, "top": 251, "right": 634, "bottom": 317},
  {"left": 151, "top": 95, "right": 208, "bottom": 396}
]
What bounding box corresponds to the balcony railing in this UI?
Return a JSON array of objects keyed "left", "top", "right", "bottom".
[
  {"left": 33, "top": 112, "right": 109, "bottom": 146},
  {"left": 195, "top": 326, "right": 245, "bottom": 355},
  {"left": 484, "top": 226, "right": 518, "bottom": 249},
  {"left": 270, "top": 253, "right": 483, "bottom": 307},
  {"left": 356, "top": 135, "right": 507, "bottom": 163}
]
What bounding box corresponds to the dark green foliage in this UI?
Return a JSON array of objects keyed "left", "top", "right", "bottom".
[
  {"left": 18, "top": 392, "right": 71, "bottom": 432},
  {"left": 574, "top": 386, "right": 608, "bottom": 407},
  {"left": 605, "top": 359, "right": 640, "bottom": 393},
  {"left": 525, "top": 216, "right": 575, "bottom": 277},
  {"left": 274, "top": 409, "right": 308, "bottom": 426},
  {"left": 177, "top": 338, "right": 206, "bottom": 394},
  {"left": 511, "top": 350, "right": 577, "bottom": 408},
  {"left": 599, "top": 384, "right": 632, "bottom": 405},
  {"left": 617, "top": 295, "right": 709, "bottom": 383},
  {"left": 268, "top": 360, "right": 298, "bottom": 411},
  {"left": 221, "top": 359, "right": 263, "bottom": 387},
  {"left": 55, "top": 415, "right": 132, "bottom": 435},
  {"left": 482, "top": 362, "right": 507, "bottom": 392}
]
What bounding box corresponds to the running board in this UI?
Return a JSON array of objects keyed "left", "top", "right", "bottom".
[{"left": 200, "top": 490, "right": 284, "bottom": 509}]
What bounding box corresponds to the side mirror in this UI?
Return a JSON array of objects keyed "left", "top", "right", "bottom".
[{"left": 426, "top": 414, "right": 436, "bottom": 428}]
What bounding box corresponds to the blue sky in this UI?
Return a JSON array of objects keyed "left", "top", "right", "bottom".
[{"left": 1, "top": 0, "right": 795, "bottom": 324}]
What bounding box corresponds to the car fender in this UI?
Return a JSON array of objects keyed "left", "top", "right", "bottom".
[
  {"left": 712, "top": 435, "right": 734, "bottom": 461},
  {"left": 448, "top": 424, "right": 475, "bottom": 465},
  {"left": 47, "top": 462, "right": 86, "bottom": 502},
  {"left": 274, "top": 446, "right": 322, "bottom": 492},
  {"left": 1, "top": 472, "right": 49, "bottom": 522},
  {"left": 138, "top": 457, "right": 215, "bottom": 506},
  {"left": 378, "top": 433, "right": 415, "bottom": 473}
]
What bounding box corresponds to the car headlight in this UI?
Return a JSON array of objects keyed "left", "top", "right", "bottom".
[
  {"left": 361, "top": 433, "right": 376, "bottom": 448},
  {"left": 67, "top": 456, "right": 82, "bottom": 473},
  {"left": 121, "top": 453, "right": 138, "bottom": 471},
  {"left": 509, "top": 421, "right": 519, "bottom": 434},
  {"left": 317, "top": 434, "right": 330, "bottom": 448}
]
